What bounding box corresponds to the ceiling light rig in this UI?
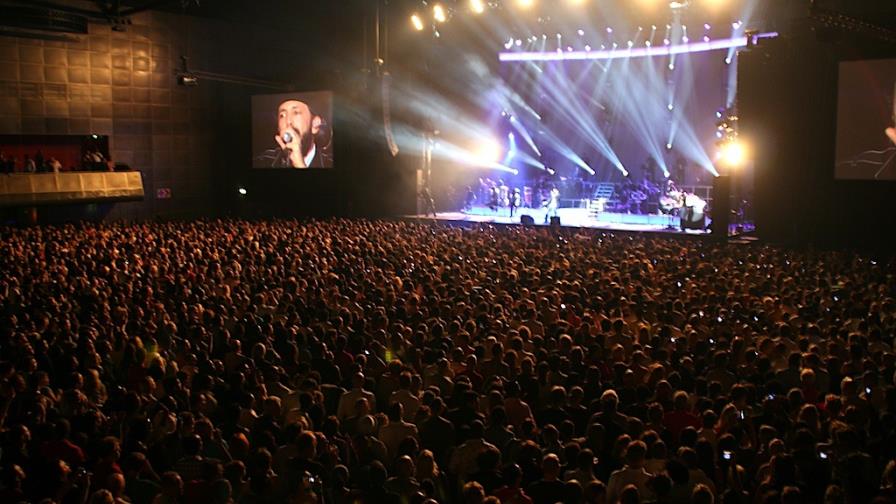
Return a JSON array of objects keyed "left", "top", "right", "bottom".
[{"left": 407, "top": 0, "right": 743, "bottom": 45}]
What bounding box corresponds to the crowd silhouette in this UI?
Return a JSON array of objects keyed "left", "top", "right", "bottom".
[{"left": 0, "top": 219, "right": 894, "bottom": 504}]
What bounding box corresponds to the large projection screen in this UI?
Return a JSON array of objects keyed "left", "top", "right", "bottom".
[
  {"left": 835, "top": 59, "right": 896, "bottom": 181},
  {"left": 252, "top": 91, "right": 334, "bottom": 169}
]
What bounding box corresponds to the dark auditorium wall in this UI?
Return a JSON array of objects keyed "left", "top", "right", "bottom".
[
  {"left": 740, "top": 33, "right": 896, "bottom": 250},
  {"left": 0, "top": 2, "right": 410, "bottom": 221},
  {"left": 1, "top": 10, "right": 221, "bottom": 219}
]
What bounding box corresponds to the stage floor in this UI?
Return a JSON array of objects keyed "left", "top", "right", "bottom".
[{"left": 412, "top": 205, "right": 713, "bottom": 234}]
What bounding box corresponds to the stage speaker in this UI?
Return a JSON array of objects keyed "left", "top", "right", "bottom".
[
  {"left": 520, "top": 214, "right": 535, "bottom": 225},
  {"left": 549, "top": 216, "right": 561, "bottom": 227},
  {"left": 711, "top": 175, "right": 731, "bottom": 237}
]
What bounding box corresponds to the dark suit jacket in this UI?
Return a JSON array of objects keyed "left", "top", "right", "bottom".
[{"left": 255, "top": 146, "right": 333, "bottom": 168}]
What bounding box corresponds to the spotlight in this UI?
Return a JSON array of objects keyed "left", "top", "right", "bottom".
[
  {"left": 433, "top": 4, "right": 447, "bottom": 23},
  {"left": 474, "top": 139, "right": 503, "bottom": 164},
  {"left": 704, "top": 23, "right": 711, "bottom": 30},
  {"left": 577, "top": 29, "right": 585, "bottom": 36},
  {"left": 703, "top": 36, "right": 710, "bottom": 42},
  {"left": 666, "top": 143, "right": 673, "bottom": 150},
  {"left": 668, "top": 63, "right": 674, "bottom": 70},
  {"left": 606, "top": 27, "right": 613, "bottom": 33},
  {"left": 238, "top": 187, "right": 247, "bottom": 196},
  {"left": 504, "top": 38, "right": 514, "bottom": 49},
  {"left": 668, "top": 103, "right": 675, "bottom": 110},
  {"left": 585, "top": 45, "right": 591, "bottom": 51},
  {"left": 516, "top": 0, "right": 535, "bottom": 9},
  {"left": 470, "top": 0, "right": 485, "bottom": 14},
  {"left": 721, "top": 141, "right": 746, "bottom": 167},
  {"left": 515, "top": 39, "right": 522, "bottom": 46},
  {"left": 411, "top": 14, "right": 425, "bottom": 31},
  {"left": 627, "top": 40, "right": 634, "bottom": 47},
  {"left": 725, "top": 57, "right": 732, "bottom": 64}
]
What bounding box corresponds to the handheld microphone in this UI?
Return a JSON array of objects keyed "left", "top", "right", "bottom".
[{"left": 281, "top": 131, "right": 293, "bottom": 144}]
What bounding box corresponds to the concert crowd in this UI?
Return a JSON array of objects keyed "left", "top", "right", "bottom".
[{"left": 1, "top": 219, "right": 894, "bottom": 504}]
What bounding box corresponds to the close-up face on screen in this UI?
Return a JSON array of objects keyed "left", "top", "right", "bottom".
[
  {"left": 835, "top": 59, "right": 896, "bottom": 181},
  {"left": 252, "top": 91, "right": 334, "bottom": 169}
]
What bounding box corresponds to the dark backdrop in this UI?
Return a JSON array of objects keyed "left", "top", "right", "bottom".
[{"left": 740, "top": 32, "right": 896, "bottom": 249}]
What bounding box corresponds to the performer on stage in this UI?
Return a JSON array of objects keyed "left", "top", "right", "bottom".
[
  {"left": 544, "top": 187, "right": 560, "bottom": 223},
  {"left": 489, "top": 185, "right": 500, "bottom": 212},
  {"left": 421, "top": 186, "right": 437, "bottom": 217},
  {"left": 680, "top": 191, "right": 693, "bottom": 230},
  {"left": 498, "top": 180, "right": 509, "bottom": 208},
  {"left": 464, "top": 186, "right": 476, "bottom": 212},
  {"left": 509, "top": 188, "right": 521, "bottom": 218}
]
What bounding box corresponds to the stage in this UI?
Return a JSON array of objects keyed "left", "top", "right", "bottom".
[{"left": 412, "top": 205, "right": 714, "bottom": 234}]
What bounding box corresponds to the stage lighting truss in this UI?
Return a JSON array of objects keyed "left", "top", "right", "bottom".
[
  {"left": 409, "top": 0, "right": 750, "bottom": 45},
  {"left": 715, "top": 107, "right": 738, "bottom": 141}
]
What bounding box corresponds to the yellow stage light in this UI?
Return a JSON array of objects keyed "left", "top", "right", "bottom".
[
  {"left": 411, "top": 14, "right": 425, "bottom": 31},
  {"left": 721, "top": 140, "right": 747, "bottom": 167},
  {"left": 433, "top": 4, "right": 447, "bottom": 23},
  {"left": 470, "top": 0, "right": 486, "bottom": 14},
  {"left": 474, "top": 140, "right": 502, "bottom": 164},
  {"left": 516, "top": 0, "right": 536, "bottom": 10}
]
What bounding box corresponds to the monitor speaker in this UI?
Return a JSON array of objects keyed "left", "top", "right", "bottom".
[
  {"left": 520, "top": 214, "right": 535, "bottom": 225},
  {"left": 549, "top": 216, "right": 561, "bottom": 227}
]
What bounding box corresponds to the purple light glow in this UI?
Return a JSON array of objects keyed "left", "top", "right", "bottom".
[{"left": 499, "top": 33, "right": 778, "bottom": 63}]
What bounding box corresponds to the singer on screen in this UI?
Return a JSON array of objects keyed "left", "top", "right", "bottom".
[{"left": 257, "top": 98, "right": 332, "bottom": 168}]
